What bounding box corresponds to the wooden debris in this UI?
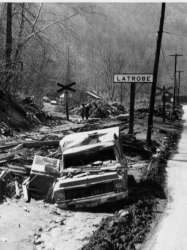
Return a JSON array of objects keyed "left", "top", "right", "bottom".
[
  {"left": 0, "top": 152, "right": 15, "bottom": 162},
  {"left": 22, "top": 140, "right": 59, "bottom": 148},
  {"left": 15, "top": 180, "right": 21, "bottom": 198},
  {"left": 0, "top": 142, "right": 20, "bottom": 151}
]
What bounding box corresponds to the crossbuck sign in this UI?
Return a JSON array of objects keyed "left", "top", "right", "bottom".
[{"left": 114, "top": 74, "right": 153, "bottom": 83}]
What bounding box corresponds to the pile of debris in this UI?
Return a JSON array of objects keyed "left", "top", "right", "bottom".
[
  {"left": 0, "top": 127, "right": 132, "bottom": 208},
  {"left": 0, "top": 137, "right": 60, "bottom": 201},
  {"left": 82, "top": 199, "right": 157, "bottom": 250},
  {"left": 89, "top": 101, "right": 127, "bottom": 118},
  {"left": 72, "top": 101, "right": 127, "bottom": 119},
  {"left": 0, "top": 91, "right": 51, "bottom": 136},
  {"left": 0, "top": 127, "right": 159, "bottom": 215}
]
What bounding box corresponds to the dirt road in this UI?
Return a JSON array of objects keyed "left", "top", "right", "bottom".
[
  {"left": 143, "top": 105, "right": 187, "bottom": 250},
  {"left": 0, "top": 199, "right": 110, "bottom": 250}
]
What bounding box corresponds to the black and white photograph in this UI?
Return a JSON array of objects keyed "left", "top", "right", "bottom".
[{"left": 0, "top": 1, "right": 186, "bottom": 250}]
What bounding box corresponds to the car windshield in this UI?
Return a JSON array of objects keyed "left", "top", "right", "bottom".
[{"left": 60, "top": 127, "right": 119, "bottom": 167}]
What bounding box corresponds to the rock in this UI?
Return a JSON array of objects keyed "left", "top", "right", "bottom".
[
  {"left": 24, "top": 207, "right": 30, "bottom": 213},
  {"left": 38, "top": 227, "right": 43, "bottom": 232}
]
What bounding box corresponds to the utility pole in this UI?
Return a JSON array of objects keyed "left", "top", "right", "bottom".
[
  {"left": 177, "top": 70, "right": 183, "bottom": 105},
  {"left": 65, "top": 48, "right": 70, "bottom": 121},
  {"left": 146, "top": 3, "right": 166, "bottom": 145},
  {"left": 170, "top": 54, "right": 182, "bottom": 111}
]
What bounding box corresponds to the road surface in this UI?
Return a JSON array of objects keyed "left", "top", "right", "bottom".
[
  {"left": 144, "top": 105, "right": 187, "bottom": 250},
  {"left": 0, "top": 199, "right": 110, "bottom": 250}
]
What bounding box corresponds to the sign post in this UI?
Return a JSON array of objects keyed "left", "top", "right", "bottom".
[
  {"left": 129, "top": 82, "right": 136, "bottom": 134},
  {"left": 57, "top": 82, "right": 76, "bottom": 120},
  {"left": 65, "top": 90, "right": 69, "bottom": 121},
  {"left": 114, "top": 73, "right": 153, "bottom": 135}
]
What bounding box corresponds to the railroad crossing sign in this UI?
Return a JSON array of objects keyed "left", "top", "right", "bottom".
[
  {"left": 57, "top": 82, "right": 76, "bottom": 121},
  {"left": 113, "top": 73, "right": 153, "bottom": 135},
  {"left": 57, "top": 82, "right": 76, "bottom": 93}
]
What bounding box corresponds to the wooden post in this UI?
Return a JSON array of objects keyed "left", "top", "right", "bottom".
[
  {"left": 128, "top": 82, "right": 136, "bottom": 135},
  {"left": 65, "top": 90, "right": 69, "bottom": 121},
  {"left": 120, "top": 83, "right": 123, "bottom": 104},
  {"left": 146, "top": 3, "right": 166, "bottom": 145},
  {"left": 114, "top": 134, "right": 128, "bottom": 190},
  {"left": 65, "top": 47, "right": 70, "bottom": 121}
]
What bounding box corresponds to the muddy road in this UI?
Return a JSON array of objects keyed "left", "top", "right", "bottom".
[
  {"left": 143, "top": 105, "right": 187, "bottom": 250},
  {"left": 0, "top": 199, "right": 110, "bottom": 250}
]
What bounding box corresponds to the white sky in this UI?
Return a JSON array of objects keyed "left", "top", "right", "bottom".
[{"left": 2, "top": 0, "right": 187, "bottom": 3}]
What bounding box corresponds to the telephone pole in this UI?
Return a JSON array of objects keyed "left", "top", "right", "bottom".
[
  {"left": 65, "top": 47, "right": 70, "bottom": 121},
  {"left": 177, "top": 70, "right": 183, "bottom": 105},
  {"left": 146, "top": 3, "right": 166, "bottom": 145},
  {"left": 170, "top": 54, "right": 182, "bottom": 111}
]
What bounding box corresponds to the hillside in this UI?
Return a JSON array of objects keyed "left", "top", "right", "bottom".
[{"left": 0, "top": 3, "right": 187, "bottom": 103}]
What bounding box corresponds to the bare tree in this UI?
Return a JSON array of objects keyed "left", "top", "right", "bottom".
[
  {"left": 98, "top": 45, "right": 126, "bottom": 101},
  {"left": 3, "top": 3, "right": 12, "bottom": 91}
]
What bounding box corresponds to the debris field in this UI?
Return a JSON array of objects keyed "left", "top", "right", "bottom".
[{"left": 0, "top": 104, "right": 183, "bottom": 250}]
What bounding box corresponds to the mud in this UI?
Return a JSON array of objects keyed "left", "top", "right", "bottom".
[{"left": 0, "top": 199, "right": 110, "bottom": 250}]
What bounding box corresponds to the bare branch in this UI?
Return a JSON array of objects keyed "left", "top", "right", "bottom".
[
  {"left": 22, "top": 13, "right": 61, "bottom": 56},
  {"left": 31, "top": 3, "right": 42, "bottom": 33},
  {"left": 23, "top": 12, "right": 79, "bottom": 46},
  {"left": 57, "top": 22, "right": 80, "bottom": 42},
  {"left": 22, "top": 4, "right": 37, "bottom": 20}
]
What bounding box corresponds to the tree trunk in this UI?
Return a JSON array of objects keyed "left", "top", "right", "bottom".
[
  {"left": 14, "top": 3, "right": 25, "bottom": 65},
  {"left": 4, "top": 3, "right": 12, "bottom": 91},
  {"left": 5, "top": 3, "right": 12, "bottom": 69}
]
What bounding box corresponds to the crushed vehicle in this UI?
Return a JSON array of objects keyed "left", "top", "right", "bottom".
[
  {"left": 53, "top": 127, "right": 128, "bottom": 209},
  {"left": 23, "top": 127, "right": 128, "bottom": 208}
]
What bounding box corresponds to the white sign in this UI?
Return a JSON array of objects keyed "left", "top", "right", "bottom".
[{"left": 114, "top": 74, "right": 153, "bottom": 83}]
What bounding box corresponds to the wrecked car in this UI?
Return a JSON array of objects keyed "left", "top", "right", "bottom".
[
  {"left": 23, "top": 127, "right": 128, "bottom": 208},
  {"left": 52, "top": 127, "right": 128, "bottom": 209}
]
